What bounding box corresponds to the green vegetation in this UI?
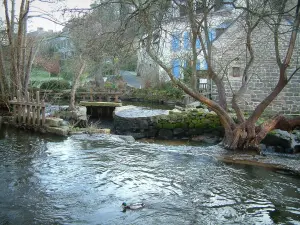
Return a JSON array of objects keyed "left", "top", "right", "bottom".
[
  {"left": 40, "top": 80, "right": 70, "bottom": 91},
  {"left": 30, "top": 67, "right": 65, "bottom": 88},
  {"left": 130, "top": 82, "right": 184, "bottom": 102},
  {"left": 154, "top": 109, "right": 222, "bottom": 131}
]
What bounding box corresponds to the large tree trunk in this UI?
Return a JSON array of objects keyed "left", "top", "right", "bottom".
[
  {"left": 0, "top": 46, "right": 8, "bottom": 97},
  {"left": 69, "top": 59, "right": 86, "bottom": 111},
  {"left": 222, "top": 115, "right": 300, "bottom": 152}
]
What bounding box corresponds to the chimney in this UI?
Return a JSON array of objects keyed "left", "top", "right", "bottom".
[{"left": 37, "top": 27, "right": 44, "bottom": 32}]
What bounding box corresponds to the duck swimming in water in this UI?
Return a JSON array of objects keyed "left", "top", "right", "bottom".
[{"left": 122, "top": 202, "right": 145, "bottom": 212}]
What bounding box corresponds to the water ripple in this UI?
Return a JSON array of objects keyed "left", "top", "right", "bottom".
[{"left": 0, "top": 128, "right": 299, "bottom": 224}]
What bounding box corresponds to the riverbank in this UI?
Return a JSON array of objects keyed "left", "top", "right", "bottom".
[
  {"left": 218, "top": 150, "right": 300, "bottom": 176},
  {"left": 137, "top": 138, "right": 300, "bottom": 176},
  {"left": 1, "top": 110, "right": 300, "bottom": 176}
]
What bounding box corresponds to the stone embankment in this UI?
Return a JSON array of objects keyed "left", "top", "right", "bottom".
[{"left": 114, "top": 105, "right": 223, "bottom": 143}]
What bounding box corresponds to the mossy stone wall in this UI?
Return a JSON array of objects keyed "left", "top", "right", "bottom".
[{"left": 114, "top": 108, "right": 224, "bottom": 139}]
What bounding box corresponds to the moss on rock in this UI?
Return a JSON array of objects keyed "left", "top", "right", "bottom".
[{"left": 154, "top": 109, "right": 222, "bottom": 131}]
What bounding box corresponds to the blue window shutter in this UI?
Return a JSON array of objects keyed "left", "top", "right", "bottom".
[
  {"left": 172, "top": 59, "right": 181, "bottom": 78},
  {"left": 183, "top": 60, "right": 187, "bottom": 68},
  {"left": 196, "top": 59, "right": 201, "bottom": 70},
  {"left": 209, "top": 29, "right": 216, "bottom": 41},
  {"left": 196, "top": 38, "right": 201, "bottom": 49},
  {"left": 202, "top": 59, "right": 208, "bottom": 70},
  {"left": 183, "top": 32, "right": 190, "bottom": 50},
  {"left": 172, "top": 33, "right": 180, "bottom": 52}
]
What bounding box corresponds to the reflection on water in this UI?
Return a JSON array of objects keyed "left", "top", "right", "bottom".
[{"left": 0, "top": 126, "right": 300, "bottom": 225}]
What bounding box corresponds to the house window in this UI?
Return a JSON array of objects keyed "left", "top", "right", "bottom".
[
  {"left": 232, "top": 67, "right": 240, "bottom": 77},
  {"left": 202, "top": 59, "right": 208, "bottom": 70},
  {"left": 209, "top": 29, "right": 216, "bottom": 41},
  {"left": 196, "top": 38, "right": 201, "bottom": 49},
  {"left": 199, "top": 78, "right": 208, "bottom": 91},
  {"left": 196, "top": 59, "right": 201, "bottom": 71},
  {"left": 171, "top": 33, "right": 180, "bottom": 52},
  {"left": 183, "top": 32, "right": 190, "bottom": 50},
  {"left": 172, "top": 59, "right": 181, "bottom": 79}
]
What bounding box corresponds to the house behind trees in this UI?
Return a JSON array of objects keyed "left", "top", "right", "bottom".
[{"left": 137, "top": 0, "right": 300, "bottom": 114}]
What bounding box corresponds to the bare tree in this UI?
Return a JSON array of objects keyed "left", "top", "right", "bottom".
[
  {"left": 64, "top": 0, "right": 138, "bottom": 109},
  {"left": 0, "top": 0, "right": 62, "bottom": 101},
  {"left": 129, "top": 0, "right": 300, "bottom": 151}
]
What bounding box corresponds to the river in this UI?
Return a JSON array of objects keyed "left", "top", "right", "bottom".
[{"left": 0, "top": 126, "right": 300, "bottom": 225}]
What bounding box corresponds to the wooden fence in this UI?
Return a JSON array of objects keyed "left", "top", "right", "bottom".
[{"left": 9, "top": 90, "right": 46, "bottom": 126}]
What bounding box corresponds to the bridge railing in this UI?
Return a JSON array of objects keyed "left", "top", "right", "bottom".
[{"left": 78, "top": 90, "right": 123, "bottom": 102}]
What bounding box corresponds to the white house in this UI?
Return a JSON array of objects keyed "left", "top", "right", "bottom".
[{"left": 137, "top": 0, "right": 239, "bottom": 88}]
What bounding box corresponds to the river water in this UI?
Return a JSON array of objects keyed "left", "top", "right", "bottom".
[{"left": 0, "top": 126, "right": 300, "bottom": 225}]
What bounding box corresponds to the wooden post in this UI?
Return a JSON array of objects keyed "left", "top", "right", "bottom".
[
  {"left": 26, "top": 92, "right": 30, "bottom": 124},
  {"left": 36, "top": 91, "right": 40, "bottom": 125},
  {"left": 90, "top": 88, "right": 93, "bottom": 101},
  {"left": 13, "top": 97, "right": 17, "bottom": 124},
  {"left": 32, "top": 98, "right": 36, "bottom": 125},
  {"left": 17, "top": 90, "right": 21, "bottom": 124},
  {"left": 22, "top": 97, "right": 26, "bottom": 123},
  {"left": 41, "top": 100, "right": 45, "bottom": 126},
  {"left": 114, "top": 94, "right": 119, "bottom": 102}
]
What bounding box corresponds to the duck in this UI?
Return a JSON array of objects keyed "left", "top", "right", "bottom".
[{"left": 121, "top": 202, "right": 145, "bottom": 212}]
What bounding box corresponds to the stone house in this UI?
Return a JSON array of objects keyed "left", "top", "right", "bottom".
[
  {"left": 212, "top": 11, "right": 300, "bottom": 114},
  {"left": 137, "top": 0, "right": 300, "bottom": 114}
]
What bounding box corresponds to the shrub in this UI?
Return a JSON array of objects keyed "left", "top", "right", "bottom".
[{"left": 40, "top": 80, "right": 70, "bottom": 91}]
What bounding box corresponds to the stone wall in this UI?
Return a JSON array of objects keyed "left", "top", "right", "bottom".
[
  {"left": 114, "top": 107, "right": 224, "bottom": 139},
  {"left": 212, "top": 15, "right": 300, "bottom": 115}
]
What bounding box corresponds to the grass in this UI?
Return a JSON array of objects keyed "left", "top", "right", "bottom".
[{"left": 30, "top": 68, "right": 65, "bottom": 88}]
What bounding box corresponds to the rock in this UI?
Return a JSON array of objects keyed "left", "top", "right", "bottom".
[
  {"left": 117, "top": 135, "right": 135, "bottom": 143},
  {"left": 292, "top": 130, "right": 300, "bottom": 142},
  {"left": 87, "top": 128, "right": 111, "bottom": 134},
  {"left": 46, "top": 125, "right": 69, "bottom": 136},
  {"left": 60, "top": 120, "right": 70, "bottom": 126},
  {"left": 262, "top": 129, "right": 292, "bottom": 149},
  {"left": 174, "top": 105, "right": 185, "bottom": 111},
  {"left": 259, "top": 144, "right": 267, "bottom": 152},
  {"left": 123, "top": 132, "right": 146, "bottom": 139},
  {"left": 262, "top": 129, "right": 300, "bottom": 154},
  {"left": 158, "top": 129, "right": 173, "bottom": 139},
  {"left": 191, "top": 135, "right": 220, "bottom": 144},
  {"left": 58, "top": 106, "right": 88, "bottom": 128},
  {"left": 138, "top": 119, "right": 149, "bottom": 130},
  {"left": 173, "top": 128, "right": 185, "bottom": 136},
  {"left": 186, "top": 101, "right": 201, "bottom": 108},
  {"left": 45, "top": 117, "right": 63, "bottom": 127}
]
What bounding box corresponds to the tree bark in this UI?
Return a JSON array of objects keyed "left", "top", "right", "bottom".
[{"left": 69, "top": 59, "right": 86, "bottom": 111}]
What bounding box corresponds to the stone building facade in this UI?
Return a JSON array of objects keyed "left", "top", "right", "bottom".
[
  {"left": 137, "top": 0, "right": 300, "bottom": 114},
  {"left": 212, "top": 14, "right": 300, "bottom": 114}
]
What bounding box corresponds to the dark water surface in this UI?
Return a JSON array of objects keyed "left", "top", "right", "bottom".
[{"left": 0, "top": 126, "right": 300, "bottom": 225}]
